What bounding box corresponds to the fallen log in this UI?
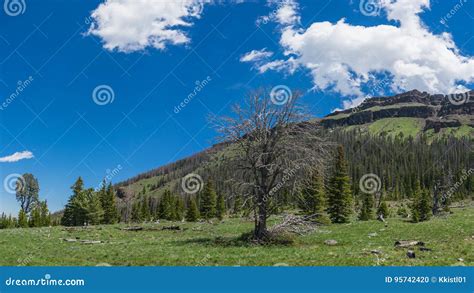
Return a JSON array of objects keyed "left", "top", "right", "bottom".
[
  {"left": 394, "top": 240, "right": 425, "bottom": 248},
  {"left": 162, "top": 225, "right": 181, "bottom": 231},
  {"left": 122, "top": 226, "right": 143, "bottom": 231}
]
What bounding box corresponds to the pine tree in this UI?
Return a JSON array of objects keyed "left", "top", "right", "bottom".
[
  {"left": 418, "top": 189, "right": 432, "bottom": 222},
  {"left": 411, "top": 181, "right": 422, "bottom": 223},
  {"left": 131, "top": 201, "right": 142, "bottom": 222},
  {"left": 102, "top": 183, "right": 118, "bottom": 224},
  {"left": 185, "top": 197, "right": 199, "bottom": 222},
  {"left": 18, "top": 209, "right": 28, "bottom": 228},
  {"left": 200, "top": 179, "right": 217, "bottom": 220},
  {"left": 84, "top": 189, "right": 103, "bottom": 225},
  {"left": 376, "top": 201, "right": 389, "bottom": 218},
  {"left": 158, "top": 190, "right": 174, "bottom": 220},
  {"left": 216, "top": 193, "right": 225, "bottom": 220},
  {"left": 173, "top": 196, "right": 185, "bottom": 221},
  {"left": 301, "top": 170, "right": 326, "bottom": 217},
  {"left": 29, "top": 205, "right": 41, "bottom": 227},
  {"left": 61, "top": 177, "right": 85, "bottom": 226},
  {"left": 358, "top": 193, "right": 374, "bottom": 221},
  {"left": 141, "top": 196, "right": 151, "bottom": 221},
  {"left": 40, "top": 200, "right": 51, "bottom": 226},
  {"left": 327, "top": 145, "right": 353, "bottom": 223},
  {"left": 233, "top": 195, "right": 242, "bottom": 216}
]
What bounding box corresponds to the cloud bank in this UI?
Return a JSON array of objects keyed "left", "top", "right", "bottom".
[{"left": 244, "top": 0, "right": 474, "bottom": 108}]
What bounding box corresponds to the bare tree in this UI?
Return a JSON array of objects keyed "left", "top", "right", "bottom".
[{"left": 214, "top": 89, "right": 329, "bottom": 241}]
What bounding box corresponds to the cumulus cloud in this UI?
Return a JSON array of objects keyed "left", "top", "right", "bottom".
[
  {"left": 248, "top": 0, "right": 474, "bottom": 109},
  {"left": 0, "top": 151, "right": 34, "bottom": 163},
  {"left": 87, "top": 0, "right": 210, "bottom": 53}
]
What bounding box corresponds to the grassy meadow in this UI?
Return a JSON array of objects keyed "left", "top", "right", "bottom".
[{"left": 0, "top": 205, "right": 472, "bottom": 266}]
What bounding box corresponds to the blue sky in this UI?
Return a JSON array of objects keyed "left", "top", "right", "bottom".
[{"left": 0, "top": 0, "right": 473, "bottom": 215}]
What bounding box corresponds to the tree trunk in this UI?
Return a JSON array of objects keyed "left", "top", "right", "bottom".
[{"left": 253, "top": 191, "right": 268, "bottom": 241}]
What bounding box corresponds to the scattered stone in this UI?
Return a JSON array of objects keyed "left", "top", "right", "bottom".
[
  {"left": 324, "top": 239, "right": 338, "bottom": 246},
  {"left": 96, "top": 263, "right": 112, "bottom": 267},
  {"left": 273, "top": 263, "right": 289, "bottom": 267},
  {"left": 406, "top": 250, "right": 416, "bottom": 258},
  {"left": 368, "top": 232, "right": 378, "bottom": 237},
  {"left": 370, "top": 249, "right": 382, "bottom": 255},
  {"left": 457, "top": 258, "right": 464, "bottom": 262}
]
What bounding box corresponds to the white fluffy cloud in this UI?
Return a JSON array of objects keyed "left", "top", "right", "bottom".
[
  {"left": 87, "top": 0, "right": 210, "bottom": 53},
  {"left": 248, "top": 0, "right": 474, "bottom": 108},
  {"left": 240, "top": 48, "right": 273, "bottom": 62},
  {"left": 0, "top": 151, "right": 34, "bottom": 163}
]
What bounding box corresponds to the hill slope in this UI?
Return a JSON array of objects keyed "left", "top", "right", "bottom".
[{"left": 116, "top": 90, "right": 473, "bottom": 203}]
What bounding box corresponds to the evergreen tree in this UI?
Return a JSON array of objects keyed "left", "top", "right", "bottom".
[
  {"left": 301, "top": 170, "right": 326, "bottom": 217},
  {"left": 216, "top": 193, "right": 225, "bottom": 220},
  {"left": 131, "top": 201, "right": 142, "bottom": 222},
  {"left": 173, "top": 196, "right": 185, "bottom": 221},
  {"left": 141, "top": 196, "right": 151, "bottom": 221},
  {"left": 185, "top": 197, "right": 199, "bottom": 222},
  {"left": 158, "top": 190, "right": 174, "bottom": 220},
  {"left": 18, "top": 210, "right": 28, "bottom": 228},
  {"left": 358, "top": 193, "right": 374, "bottom": 221},
  {"left": 61, "top": 177, "right": 85, "bottom": 226},
  {"left": 411, "top": 181, "right": 422, "bottom": 222},
  {"left": 102, "top": 183, "right": 118, "bottom": 224},
  {"left": 376, "top": 201, "right": 390, "bottom": 218},
  {"left": 200, "top": 179, "right": 217, "bottom": 220},
  {"left": 84, "top": 188, "right": 103, "bottom": 225},
  {"left": 327, "top": 145, "right": 353, "bottom": 223},
  {"left": 233, "top": 195, "right": 242, "bottom": 216},
  {"left": 418, "top": 189, "right": 432, "bottom": 222},
  {"left": 29, "top": 205, "right": 41, "bottom": 227},
  {"left": 39, "top": 200, "right": 51, "bottom": 227}
]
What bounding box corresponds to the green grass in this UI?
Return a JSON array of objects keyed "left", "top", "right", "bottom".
[
  {"left": 368, "top": 118, "right": 425, "bottom": 138},
  {"left": 1, "top": 206, "right": 472, "bottom": 266}
]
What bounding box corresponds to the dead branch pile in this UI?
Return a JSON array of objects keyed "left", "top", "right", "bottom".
[{"left": 269, "top": 214, "right": 317, "bottom": 236}]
